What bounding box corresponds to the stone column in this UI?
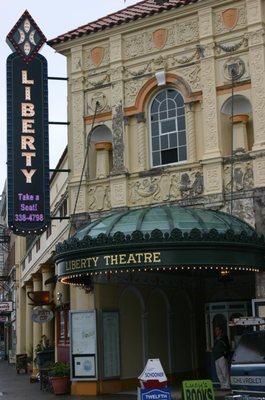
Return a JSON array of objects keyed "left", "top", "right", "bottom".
[
  {"left": 16, "top": 284, "right": 25, "bottom": 354},
  {"left": 136, "top": 112, "right": 147, "bottom": 171},
  {"left": 95, "top": 141, "right": 112, "bottom": 178},
  {"left": 68, "top": 46, "right": 87, "bottom": 216},
  {"left": 246, "top": 0, "right": 265, "bottom": 151},
  {"left": 231, "top": 114, "right": 249, "bottom": 152},
  {"left": 25, "top": 282, "right": 33, "bottom": 360},
  {"left": 185, "top": 104, "right": 197, "bottom": 163},
  {"left": 198, "top": 8, "right": 223, "bottom": 197},
  {"left": 110, "top": 34, "right": 126, "bottom": 174},
  {"left": 41, "top": 265, "right": 54, "bottom": 345},
  {"left": 32, "top": 274, "right": 42, "bottom": 371}
]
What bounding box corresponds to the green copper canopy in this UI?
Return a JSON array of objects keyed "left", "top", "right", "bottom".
[
  {"left": 55, "top": 205, "right": 265, "bottom": 283},
  {"left": 75, "top": 205, "right": 255, "bottom": 240}
]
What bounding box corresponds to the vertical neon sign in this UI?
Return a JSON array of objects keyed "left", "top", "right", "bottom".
[{"left": 6, "top": 10, "right": 50, "bottom": 235}]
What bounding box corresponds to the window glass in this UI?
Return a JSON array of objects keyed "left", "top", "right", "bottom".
[
  {"left": 179, "top": 146, "right": 187, "bottom": 161},
  {"left": 160, "top": 135, "right": 168, "bottom": 150},
  {"left": 161, "top": 119, "right": 176, "bottom": 134},
  {"left": 150, "top": 89, "right": 187, "bottom": 167},
  {"left": 178, "top": 131, "right": 186, "bottom": 146}
]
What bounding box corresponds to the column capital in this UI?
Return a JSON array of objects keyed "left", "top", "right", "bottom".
[
  {"left": 25, "top": 281, "right": 33, "bottom": 290},
  {"left": 41, "top": 264, "right": 53, "bottom": 274},
  {"left": 32, "top": 273, "right": 42, "bottom": 282}
]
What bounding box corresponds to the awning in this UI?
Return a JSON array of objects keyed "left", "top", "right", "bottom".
[{"left": 54, "top": 205, "right": 265, "bottom": 285}]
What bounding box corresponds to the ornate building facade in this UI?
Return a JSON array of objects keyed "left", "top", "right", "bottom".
[{"left": 36, "top": 0, "right": 265, "bottom": 395}]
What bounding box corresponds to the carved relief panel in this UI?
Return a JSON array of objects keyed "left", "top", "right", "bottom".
[
  {"left": 214, "top": 5, "right": 247, "bottom": 35},
  {"left": 123, "top": 18, "right": 199, "bottom": 60},
  {"left": 224, "top": 160, "right": 254, "bottom": 193},
  {"left": 124, "top": 77, "right": 149, "bottom": 108},
  {"left": 128, "top": 168, "right": 204, "bottom": 207},
  {"left": 83, "top": 42, "right": 110, "bottom": 71},
  {"left": 87, "top": 184, "right": 111, "bottom": 212},
  {"left": 216, "top": 54, "right": 249, "bottom": 86},
  {"left": 85, "top": 88, "right": 111, "bottom": 116}
]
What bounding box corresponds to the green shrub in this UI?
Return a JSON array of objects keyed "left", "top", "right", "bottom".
[{"left": 50, "top": 362, "right": 70, "bottom": 377}]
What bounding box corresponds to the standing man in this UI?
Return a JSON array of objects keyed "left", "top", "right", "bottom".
[{"left": 213, "top": 326, "right": 231, "bottom": 390}]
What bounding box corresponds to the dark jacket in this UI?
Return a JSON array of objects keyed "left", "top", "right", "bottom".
[{"left": 213, "top": 335, "right": 230, "bottom": 361}]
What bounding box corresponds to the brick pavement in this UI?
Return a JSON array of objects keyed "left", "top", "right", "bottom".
[{"left": 0, "top": 361, "right": 229, "bottom": 400}]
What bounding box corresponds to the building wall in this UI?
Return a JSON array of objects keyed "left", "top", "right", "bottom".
[
  {"left": 51, "top": 0, "right": 265, "bottom": 235},
  {"left": 48, "top": 0, "right": 265, "bottom": 393}
]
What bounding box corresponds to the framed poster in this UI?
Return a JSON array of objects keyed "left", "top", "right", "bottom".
[
  {"left": 70, "top": 310, "right": 97, "bottom": 380},
  {"left": 73, "top": 355, "right": 96, "bottom": 379},
  {"left": 102, "top": 311, "right": 120, "bottom": 378}
]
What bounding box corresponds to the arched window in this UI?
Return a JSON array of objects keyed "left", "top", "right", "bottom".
[{"left": 150, "top": 88, "right": 187, "bottom": 167}]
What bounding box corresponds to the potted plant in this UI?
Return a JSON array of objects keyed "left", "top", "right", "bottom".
[{"left": 50, "top": 362, "right": 70, "bottom": 395}]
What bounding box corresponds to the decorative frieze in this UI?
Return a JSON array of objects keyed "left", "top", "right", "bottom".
[
  {"left": 215, "top": 35, "right": 248, "bottom": 55},
  {"left": 128, "top": 168, "right": 203, "bottom": 206},
  {"left": 123, "top": 18, "right": 199, "bottom": 60},
  {"left": 84, "top": 74, "right": 110, "bottom": 90}
]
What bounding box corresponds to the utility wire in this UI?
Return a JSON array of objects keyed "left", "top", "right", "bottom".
[{"left": 68, "top": 101, "right": 100, "bottom": 238}]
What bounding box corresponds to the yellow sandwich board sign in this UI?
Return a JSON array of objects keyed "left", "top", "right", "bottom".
[{"left": 182, "top": 380, "right": 215, "bottom": 400}]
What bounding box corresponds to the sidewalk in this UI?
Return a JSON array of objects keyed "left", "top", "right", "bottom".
[
  {"left": 0, "top": 360, "right": 229, "bottom": 399},
  {"left": 0, "top": 361, "right": 136, "bottom": 399}
]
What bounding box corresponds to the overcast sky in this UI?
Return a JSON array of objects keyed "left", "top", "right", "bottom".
[{"left": 0, "top": 0, "right": 139, "bottom": 192}]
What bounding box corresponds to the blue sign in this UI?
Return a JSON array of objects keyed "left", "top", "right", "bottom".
[{"left": 140, "top": 388, "right": 171, "bottom": 400}]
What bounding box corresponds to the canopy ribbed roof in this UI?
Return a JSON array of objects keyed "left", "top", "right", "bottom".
[{"left": 75, "top": 205, "right": 255, "bottom": 241}]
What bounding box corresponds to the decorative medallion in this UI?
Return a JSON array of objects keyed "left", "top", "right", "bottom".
[
  {"left": 222, "top": 8, "right": 239, "bottom": 30},
  {"left": 223, "top": 58, "right": 245, "bottom": 81},
  {"left": 153, "top": 28, "right": 167, "bottom": 49},
  {"left": 6, "top": 10, "right": 46, "bottom": 62},
  {"left": 91, "top": 92, "right": 107, "bottom": 112},
  {"left": 91, "top": 47, "right": 104, "bottom": 67}
]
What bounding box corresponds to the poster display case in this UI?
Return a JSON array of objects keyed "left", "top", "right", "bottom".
[{"left": 70, "top": 310, "right": 97, "bottom": 381}]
